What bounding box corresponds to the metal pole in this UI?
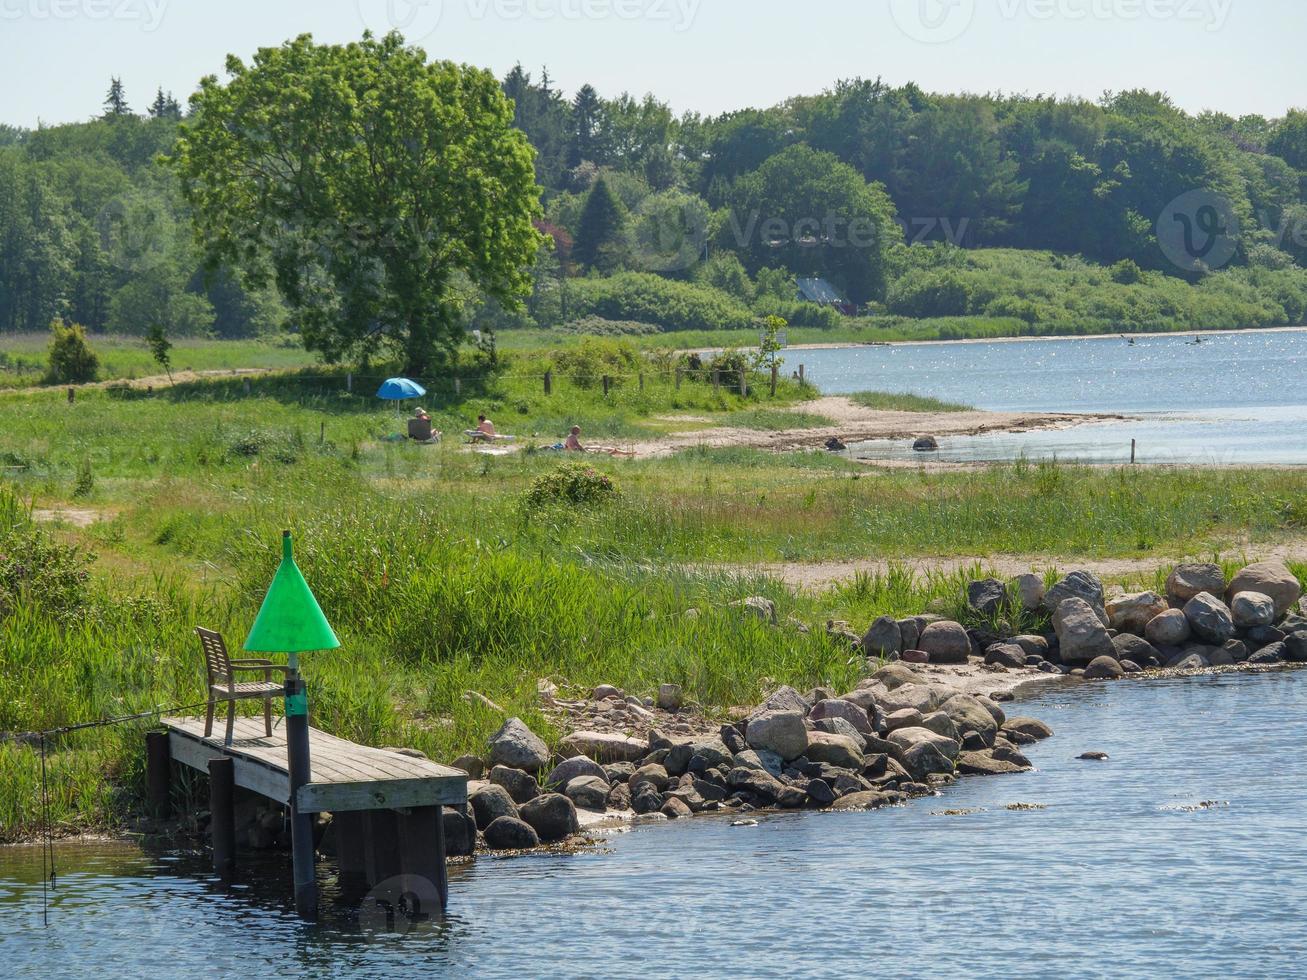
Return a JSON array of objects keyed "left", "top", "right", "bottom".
[
  {"left": 284, "top": 665, "right": 317, "bottom": 920},
  {"left": 208, "top": 757, "right": 236, "bottom": 874}
]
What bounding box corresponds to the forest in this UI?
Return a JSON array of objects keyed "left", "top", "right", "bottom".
[{"left": 3, "top": 64, "right": 1307, "bottom": 348}]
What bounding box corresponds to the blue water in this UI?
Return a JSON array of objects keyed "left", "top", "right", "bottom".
[
  {"left": 795, "top": 328, "right": 1307, "bottom": 464},
  {"left": 3, "top": 670, "right": 1306, "bottom": 978}
]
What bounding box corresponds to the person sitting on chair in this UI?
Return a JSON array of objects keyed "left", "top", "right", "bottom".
[
  {"left": 565, "top": 425, "right": 584, "bottom": 452},
  {"left": 465, "top": 414, "right": 497, "bottom": 442}
]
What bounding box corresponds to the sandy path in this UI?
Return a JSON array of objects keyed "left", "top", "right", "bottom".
[{"left": 623, "top": 396, "right": 1115, "bottom": 458}]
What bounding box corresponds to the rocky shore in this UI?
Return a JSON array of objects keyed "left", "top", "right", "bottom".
[{"left": 434, "top": 558, "right": 1304, "bottom": 858}]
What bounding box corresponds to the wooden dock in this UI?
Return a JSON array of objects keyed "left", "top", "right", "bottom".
[{"left": 153, "top": 717, "right": 468, "bottom": 915}]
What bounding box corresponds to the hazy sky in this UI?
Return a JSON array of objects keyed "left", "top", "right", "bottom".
[{"left": 2, "top": 0, "right": 1304, "bottom": 128}]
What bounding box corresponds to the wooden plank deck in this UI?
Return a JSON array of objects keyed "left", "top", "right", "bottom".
[{"left": 162, "top": 716, "right": 467, "bottom": 814}]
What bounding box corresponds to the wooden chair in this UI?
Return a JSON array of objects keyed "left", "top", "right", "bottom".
[
  {"left": 408, "top": 417, "right": 435, "bottom": 442},
  {"left": 196, "top": 627, "right": 288, "bottom": 745}
]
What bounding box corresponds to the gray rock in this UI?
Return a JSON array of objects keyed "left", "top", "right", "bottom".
[
  {"left": 486, "top": 717, "right": 550, "bottom": 772},
  {"left": 1013, "top": 573, "right": 1046, "bottom": 612},
  {"left": 1285, "top": 634, "right": 1307, "bottom": 663},
  {"left": 1248, "top": 644, "right": 1286, "bottom": 664},
  {"left": 660, "top": 796, "right": 693, "bottom": 819},
  {"left": 1183, "top": 593, "right": 1235, "bottom": 645},
  {"left": 975, "top": 695, "right": 1006, "bottom": 728},
  {"left": 804, "top": 732, "right": 865, "bottom": 770},
  {"left": 1045, "top": 571, "right": 1107, "bottom": 623},
  {"left": 591, "top": 684, "right": 623, "bottom": 701},
  {"left": 733, "top": 749, "right": 784, "bottom": 778},
  {"left": 745, "top": 710, "right": 809, "bottom": 761},
  {"left": 565, "top": 775, "right": 611, "bottom": 811},
  {"left": 1145, "top": 608, "right": 1191, "bottom": 647},
  {"left": 885, "top": 726, "right": 960, "bottom": 762},
  {"left": 1112, "top": 633, "right": 1160, "bottom": 665},
  {"left": 489, "top": 765, "right": 539, "bottom": 804},
  {"left": 452, "top": 754, "right": 484, "bottom": 780},
  {"left": 1003, "top": 717, "right": 1054, "bottom": 740},
  {"left": 870, "top": 663, "right": 919, "bottom": 691},
  {"left": 918, "top": 621, "right": 972, "bottom": 665},
  {"left": 900, "top": 740, "right": 956, "bottom": 781},
  {"left": 519, "top": 793, "right": 580, "bottom": 842},
  {"left": 810, "top": 698, "right": 874, "bottom": 735},
  {"left": 913, "top": 436, "right": 940, "bottom": 452},
  {"left": 1084, "top": 656, "right": 1125, "bottom": 680},
  {"left": 1053, "top": 597, "right": 1116, "bottom": 666},
  {"left": 443, "top": 807, "right": 477, "bottom": 857},
  {"left": 1226, "top": 561, "right": 1302, "bottom": 618},
  {"left": 830, "top": 790, "right": 895, "bottom": 811},
  {"left": 629, "top": 764, "right": 670, "bottom": 793},
  {"left": 941, "top": 693, "right": 999, "bottom": 747},
  {"left": 483, "top": 816, "right": 540, "bottom": 850},
  {"left": 984, "top": 643, "right": 1027, "bottom": 669},
  {"left": 1166, "top": 563, "right": 1226, "bottom": 604},
  {"left": 897, "top": 618, "right": 922, "bottom": 652},
  {"left": 1106, "top": 591, "right": 1169, "bottom": 635},
  {"left": 558, "top": 731, "right": 648, "bottom": 763},
  {"left": 1230, "top": 591, "right": 1277, "bottom": 629},
  {"left": 862, "top": 616, "right": 903, "bottom": 658},
  {"left": 656, "top": 684, "right": 684, "bottom": 712},
  {"left": 546, "top": 756, "right": 608, "bottom": 790},
  {"left": 968, "top": 578, "right": 1008, "bottom": 617},
  {"left": 469, "top": 784, "right": 518, "bottom": 830},
  {"left": 631, "top": 786, "right": 664, "bottom": 815},
  {"left": 1206, "top": 647, "right": 1236, "bottom": 668},
  {"left": 884, "top": 707, "right": 925, "bottom": 732},
  {"left": 604, "top": 761, "right": 636, "bottom": 783},
  {"left": 1221, "top": 639, "right": 1249, "bottom": 663},
  {"left": 1168, "top": 652, "right": 1210, "bottom": 671},
  {"left": 956, "top": 750, "right": 1028, "bottom": 776},
  {"left": 726, "top": 767, "right": 787, "bottom": 803},
  {"left": 731, "top": 596, "right": 777, "bottom": 624},
  {"left": 1012, "top": 635, "right": 1050, "bottom": 658},
  {"left": 806, "top": 778, "right": 836, "bottom": 807},
  {"left": 751, "top": 685, "right": 810, "bottom": 717},
  {"left": 875, "top": 682, "right": 944, "bottom": 715},
  {"left": 919, "top": 711, "right": 961, "bottom": 742},
  {"left": 718, "top": 724, "right": 747, "bottom": 754},
  {"left": 812, "top": 716, "right": 865, "bottom": 747}
]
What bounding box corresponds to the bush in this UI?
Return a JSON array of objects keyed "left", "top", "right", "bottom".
[
  {"left": 566, "top": 271, "right": 754, "bottom": 332},
  {"left": 522, "top": 462, "right": 621, "bottom": 509},
  {"left": 557, "top": 316, "right": 663, "bottom": 337},
  {"left": 0, "top": 487, "right": 94, "bottom": 620},
  {"left": 1110, "top": 259, "right": 1144, "bottom": 284},
  {"left": 540, "top": 338, "right": 643, "bottom": 390},
  {"left": 886, "top": 270, "right": 972, "bottom": 317},
  {"left": 43, "top": 318, "right": 100, "bottom": 385}
]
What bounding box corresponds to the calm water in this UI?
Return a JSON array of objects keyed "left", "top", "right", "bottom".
[
  {"left": 3, "top": 670, "right": 1306, "bottom": 978},
  {"left": 796, "top": 329, "right": 1307, "bottom": 464}
]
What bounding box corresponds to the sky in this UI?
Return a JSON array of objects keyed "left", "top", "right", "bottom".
[{"left": 1, "top": 0, "right": 1304, "bottom": 128}]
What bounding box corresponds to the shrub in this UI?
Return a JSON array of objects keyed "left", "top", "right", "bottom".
[
  {"left": 557, "top": 316, "right": 663, "bottom": 337},
  {"left": 0, "top": 487, "right": 94, "bottom": 620},
  {"left": 224, "top": 429, "right": 303, "bottom": 464},
  {"left": 541, "top": 338, "right": 643, "bottom": 390},
  {"left": 43, "top": 318, "right": 100, "bottom": 385},
  {"left": 522, "top": 463, "right": 621, "bottom": 509},
  {"left": 886, "top": 270, "right": 971, "bottom": 317},
  {"left": 1110, "top": 259, "right": 1144, "bottom": 284},
  {"left": 566, "top": 271, "right": 754, "bottom": 332}
]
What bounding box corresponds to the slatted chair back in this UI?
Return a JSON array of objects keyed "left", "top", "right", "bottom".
[
  {"left": 196, "top": 626, "right": 234, "bottom": 689},
  {"left": 408, "top": 417, "right": 434, "bottom": 441}
]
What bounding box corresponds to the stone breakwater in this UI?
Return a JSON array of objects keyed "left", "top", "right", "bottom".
[{"left": 426, "top": 558, "right": 1304, "bottom": 858}]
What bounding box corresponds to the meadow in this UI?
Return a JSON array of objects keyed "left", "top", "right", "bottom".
[{"left": 4, "top": 351, "right": 1307, "bottom": 841}]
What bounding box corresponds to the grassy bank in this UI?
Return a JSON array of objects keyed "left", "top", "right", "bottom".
[{"left": 4, "top": 367, "right": 1307, "bottom": 840}]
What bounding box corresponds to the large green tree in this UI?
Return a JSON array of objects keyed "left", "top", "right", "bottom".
[{"left": 172, "top": 32, "right": 544, "bottom": 373}]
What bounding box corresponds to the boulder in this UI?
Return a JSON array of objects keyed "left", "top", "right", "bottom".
[
  {"left": 806, "top": 778, "right": 837, "bottom": 807},
  {"left": 731, "top": 596, "right": 777, "bottom": 624},
  {"left": 469, "top": 784, "right": 518, "bottom": 830},
  {"left": 884, "top": 707, "right": 924, "bottom": 733},
  {"left": 1045, "top": 571, "right": 1107, "bottom": 624},
  {"left": 751, "top": 685, "right": 810, "bottom": 717},
  {"left": 1012, "top": 635, "right": 1050, "bottom": 659},
  {"left": 1166, "top": 563, "right": 1226, "bottom": 604},
  {"left": 810, "top": 698, "right": 874, "bottom": 736},
  {"left": 918, "top": 711, "right": 960, "bottom": 742},
  {"left": 871, "top": 663, "right": 919, "bottom": 691},
  {"left": 984, "top": 643, "right": 1027, "bottom": 669},
  {"left": 941, "top": 693, "right": 999, "bottom": 747},
  {"left": 629, "top": 764, "right": 670, "bottom": 793},
  {"left": 719, "top": 724, "right": 747, "bottom": 754},
  {"left": 606, "top": 783, "right": 632, "bottom": 810},
  {"left": 733, "top": 749, "right": 784, "bottom": 778},
  {"left": 1084, "top": 656, "right": 1125, "bottom": 680},
  {"left": 862, "top": 616, "right": 902, "bottom": 658},
  {"left": 745, "top": 710, "right": 809, "bottom": 761},
  {"left": 900, "top": 740, "right": 956, "bottom": 781},
  {"left": 1106, "top": 592, "right": 1169, "bottom": 635},
  {"left": 546, "top": 756, "right": 608, "bottom": 790},
  {"left": 1226, "top": 561, "right": 1302, "bottom": 618},
  {"left": 660, "top": 796, "right": 692, "bottom": 820},
  {"left": 1053, "top": 597, "right": 1116, "bottom": 666},
  {"left": 519, "top": 793, "right": 580, "bottom": 842},
  {"left": 1285, "top": 634, "right": 1307, "bottom": 663},
  {"left": 876, "top": 682, "right": 943, "bottom": 715},
  {"left": 1221, "top": 639, "right": 1249, "bottom": 663},
  {"left": 558, "top": 731, "right": 648, "bottom": 764},
  {"left": 486, "top": 717, "right": 550, "bottom": 772},
  {"left": 1183, "top": 593, "right": 1235, "bottom": 645},
  {"left": 631, "top": 786, "right": 664, "bottom": 815},
  {"left": 885, "top": 726, "right": 960, "bottom": 762},
  {"left": 1003, "top": 717, "right": 1054, "bottom": 741},
  {"left": 591, "top": 684, "right": 623, "bottom": 701},
  {"left": 1248, "top": 644, "right": 1286, "bottom": 664},
  {"left": 1112, "top": 633, "right": 1160, "bottom": 666},
  {"left": 1013, "top": 573, "right": 1046, "bottom": 612},
  {"left": 805, "top": 732, "right": 865, "bottom": 770},
  {"left": 900, "top": 650, "right": 930, "bottom": 665},
  {"left": 918, "top": 621, "right": 972, "bottom": 665},
  {"left": 967, "top": 578, "right": 1008, "bottom": 617},
  {"left": 1230, "top": 591, "right": 1277, "bottom": 630},
  {"left": 483, "top": 816, "right": 540, "bottom": 850},
  {"left": 656, "top": 684, "right": 684, "bottom": 712},
  {"left": 897, "top": 618, "right": 922, "bottom": 652},
  {"left": 443, "top": 807, "right": 477, "bottom": 857},
  {"left": 1145, "top": 608, "right": 1191, "bottom": 647},
  {"left": 489, "top": 765, "right": 540, "bottom": 804},
  {"left": 913, "top": 436, "right": 939, "bottom": 452},
  {"left": 975, "top": 695, "right": 1006, "bottom": 728},
  {"left": 956, "top": 750, "right": 1029, "bottom": 776},
  {"left": 565, "top": 775, "right": 611, "bottom": 811},
  {"left": 452, "top": 754, "right": 484, "bottom": 780},
  {"left": 812, "top": 717, "right": 865, "bottom": 746},
  {"left": 1168, "top": 651, "right": 1210, "bottom": 671},
  {"left": 726, "top": 767, "right": 787, "bottom": 803}
]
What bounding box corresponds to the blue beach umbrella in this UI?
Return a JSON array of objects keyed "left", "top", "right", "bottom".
[{"left": 376, "top": 377, "right": 426, "bottom": 401}]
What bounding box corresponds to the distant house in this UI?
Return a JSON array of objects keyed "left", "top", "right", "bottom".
[{"left": 796, "top": 277, "right": 855, "bottom": 316}]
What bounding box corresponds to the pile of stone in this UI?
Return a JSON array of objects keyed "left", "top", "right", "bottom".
[
  {"left": 871, "top": 560, "right": 1307, "bottom": 681},
  {"left": 457, "top": 668, "right": 1054, "bottom": 853}
]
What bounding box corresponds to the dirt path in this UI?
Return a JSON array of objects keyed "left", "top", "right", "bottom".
[
  {"left": 697, "top": 537, "right": 1307, "bottom": 592},
  {"left": 622, "top": 396, "right": 1116, "bottom": 458}
]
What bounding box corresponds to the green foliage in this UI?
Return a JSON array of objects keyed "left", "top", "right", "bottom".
[
  {"left": 44, "top": 318, "right": 100, "bottom": 384},
  {"left": 850, "top": 391, "right": 973, "bottom": 413},
  {"left": 173, "top": 33, "right": 545, "bottom": 374},
  {"left": 145, "top": 324, "right": 173, "bottom": 381},
  {"left": 573, "top": 176, "right": 626, "bottom": 272},
  {"left": 522, "top": 461, "right": 622, "bottom": 508},
  {"left": 0, "top": 487, "right": 93, "bottom": 620},
  {"left": 566, "top": 271, "right": 754, "bottom": 332},
  {"left": 1110, "top": 259, "right": 1144, "bottom": 285}
]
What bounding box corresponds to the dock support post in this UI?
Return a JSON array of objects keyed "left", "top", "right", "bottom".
[
  {"left": 285, "top": 671, "right": 318, "bottom": 921},
  {"left": 334, "top": 811, "right": 369, "bottom": 897},
  {"left": 208, "top": 758, "right": 236, "bottom": 874},
  {"left": 396, "top": 806, "right": 448, "bottom": 915},
  {"left": 146, "top": 731, "right": 172, "bottom": 819},
  {"left": 363, "top": 810, "right": 402, "bottom": 886}
]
